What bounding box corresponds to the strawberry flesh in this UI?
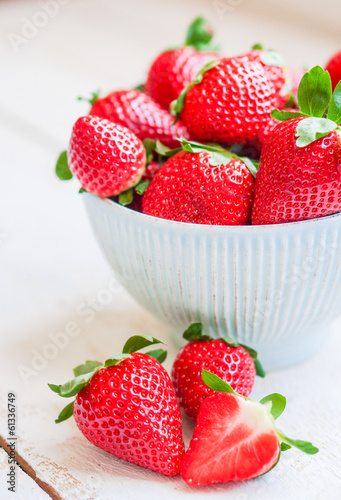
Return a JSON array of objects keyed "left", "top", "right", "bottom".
[{"left": 180, "top": 393, "right": 280, "bottom": 485}]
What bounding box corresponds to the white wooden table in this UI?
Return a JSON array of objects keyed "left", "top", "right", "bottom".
[{"left": 1, "top": 1, "right": 341, "bottom": 498}]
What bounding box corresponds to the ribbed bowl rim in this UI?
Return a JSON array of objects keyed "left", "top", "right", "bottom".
[{"left": 85, "top": 193, "right": 341, "bottom": 233}]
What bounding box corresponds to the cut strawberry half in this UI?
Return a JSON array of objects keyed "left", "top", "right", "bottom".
[
  {"left": 180, "top": 370, "right": 318, "bottom": 486},
  {"left": 181, "top": 393, "right": 279, "bottom": 485}
]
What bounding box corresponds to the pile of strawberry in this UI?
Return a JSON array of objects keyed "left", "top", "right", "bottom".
[
  {"left": 50, "top": 325, "right": 318, "bottom": 485},
  {"left": 56, "top": 17, "right": 341, "bottom": 226}
]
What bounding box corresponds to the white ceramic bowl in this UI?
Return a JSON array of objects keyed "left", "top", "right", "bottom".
[{"left": 83, "top": 193, "right": 341, "bottom": 369}]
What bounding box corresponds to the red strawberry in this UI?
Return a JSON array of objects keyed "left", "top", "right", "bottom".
[
  {"left": 55, "top": 115, "right": 146, "bottom": 198},
  {"left": 174, "top": 49, "right": 289, "bottom": 146},
  {"left": 89, "top": 89, "right": 190, "bottom": 149},
  {"left": 325, "top": 49, "right": 341, "bottom": 90},
  {"left": 239, "top": 107, "right": 298, "bottom": 159},
  {"left": 142, "top": 139, "right": 256, "bottom": 225},
  {"left": 143, "top": 160, "right": 160, "bottom": 181},
  {"left": 171, "top": 323, "right": 263, "bottom": 420},
  {"left": 252, "top": 66, "right": 341, "bottom": 225},
  {"left": 146, "top": 17, "right": 219, "bottom": 110},
  {"left": 49, "top": 336, "right": 184, "bottom": 476},
  {"left": 248, "top": 47, "right": 289, "bottom": 108},
  {"left": 180, "top": 370, "right": 318, "bottom": 486}
]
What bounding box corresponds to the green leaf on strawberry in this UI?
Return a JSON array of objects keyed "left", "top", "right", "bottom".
[
  {"left": 260, "top": 49, "right": 285, "bottom": 68},
  {"left": 55, "top": 401, "right": 75, "bottom": 424},
  {"left": 260, "top": 393, "right": 286, "bottom": 420},
  {"left": 297, "top": 66, "right": 332, "bottom": 117},
  {"left": 55, "top": 151, "right": 73, "bottom": 181},
  {"left": 271, "top": 109, "right": 306, "bottom": 121},
  {"left": 145, "top": 349, "right": 167, "bottom": 363},
  {"left": 143, "top": 139, "right": 156, "bottom": 165},
  {"left": 77, "top": 89, "right": 101, "bottom": 106},
  {"left": 276, "top": 430, "right": 319, "bottom": 455},
  {"left": 179, "top": 137, "right": 259, "bottom": 177},
  {"left": 59, "top": 370, "right": 99, "bottom": 397},
  {"left": 135, "top": 179, "right": 150, "bottom": 195},
  {"left": 73, "top": 360, "right": 103, "bottom": 377},
  {"left": 271, "top": 65, "right": 341, "bottom": 147},
  {"left": 104, "top": 354, "right": 132, "bottom": 367},
  {"left": 183, "top": 322, "right": 204, "bottom": 341},
  {"left": 118, "top": 188, "right": 134, "bottom": 206},
  {"left": 202, "top": 368, "right": 236, "bottom": 394},
  {"left": 185, "top": 17, "right": 215, "bottom": 51},
  {"left": 327, "top": 80, "right": 341, "bottom": 124},
  {"left": 122, "top": 335, "right": 165, "bottom": 354},
  {"left": 280, "top": 442, "right": 292, "bottom": 452},
  {"left": 295, "top": 117, "right": 338, "bottom": 147}
]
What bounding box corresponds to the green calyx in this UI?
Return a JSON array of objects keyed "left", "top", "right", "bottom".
[
  {"left": 201, "top": 369, "right": 319, "bottom": 457},
  {"left": 49, "top": 335, "right": 167, "bottom": 424},
  {"left": 55, "top": 151, "right": 73, "bottom": 181},
  {"left": 179, "top": 137, "right": 259, "bottom": 177},
  {"left": 170, "top": 59, "right": 219, "bottom": 119},
  {"left": 271, "top": 66, "right": 341, "bottom": 147},
  {"left": 77, "top": 89, "right": 101, "bottom": 107},
  {"left": 55, "top": 151, "right": 87, "bottom": 194},
  {"left": 118, "top": 178, "right": 151, "bottom": 206},
  {"left": 182, "top": 323, "right": 265, "bottom": 377},
  {"left": 154, "top": 138, "right": 259, "bottom": 178},
  {"left": 184, "top": 16, "right": 217, "bottom": 52}
]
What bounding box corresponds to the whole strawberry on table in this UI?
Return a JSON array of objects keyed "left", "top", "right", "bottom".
[{"left": 50, "top": 330, "right": 318, "bottom": 485}]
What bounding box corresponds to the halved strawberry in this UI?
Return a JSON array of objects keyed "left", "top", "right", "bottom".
[{"left": 180, "top": 370, "right": 319, "bottom": 486}]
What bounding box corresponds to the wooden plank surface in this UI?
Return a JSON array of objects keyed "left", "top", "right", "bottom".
[
  {"left": 0, "top": 448, "right": 51, "bottom": 499},
  {"left": 1, "top": 0, "right": 341, "bottom": 498}
]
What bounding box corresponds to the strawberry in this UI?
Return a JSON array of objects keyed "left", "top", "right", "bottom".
[
  {"left": 145, "top": 17, "right": 219, "bottom": 110},
  {"left": 238, "top": 107, "right": 298, "bottom": 159},
  {"left": 49, "top": 336, "right": 184, "bottom": 476},
  {"left": 142, "top": 138, "right": 257, "bottom": 225},
  {"left": 173, "top": 48, "right": 290, "bottom": 146},
  {"left": 171, "top": 323, "right": 264, "bottom": 420},
  {"left": 325, "top": 49, "right": 341, "bottom": 90},
  {"left": 252, "top": 66, "right": 341, "bottom": 225},
  {"left": 115, "top": 140, "right": 161, "bottom": 211},
  {"left": 89, "top": 89, "right": 190, "bottom": 149},
  {"left": 55, "top": 115, "right": 146, "bottom": 197},
  {"left": 180, "top": 370, "right": 318, "bottom": 486}
]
